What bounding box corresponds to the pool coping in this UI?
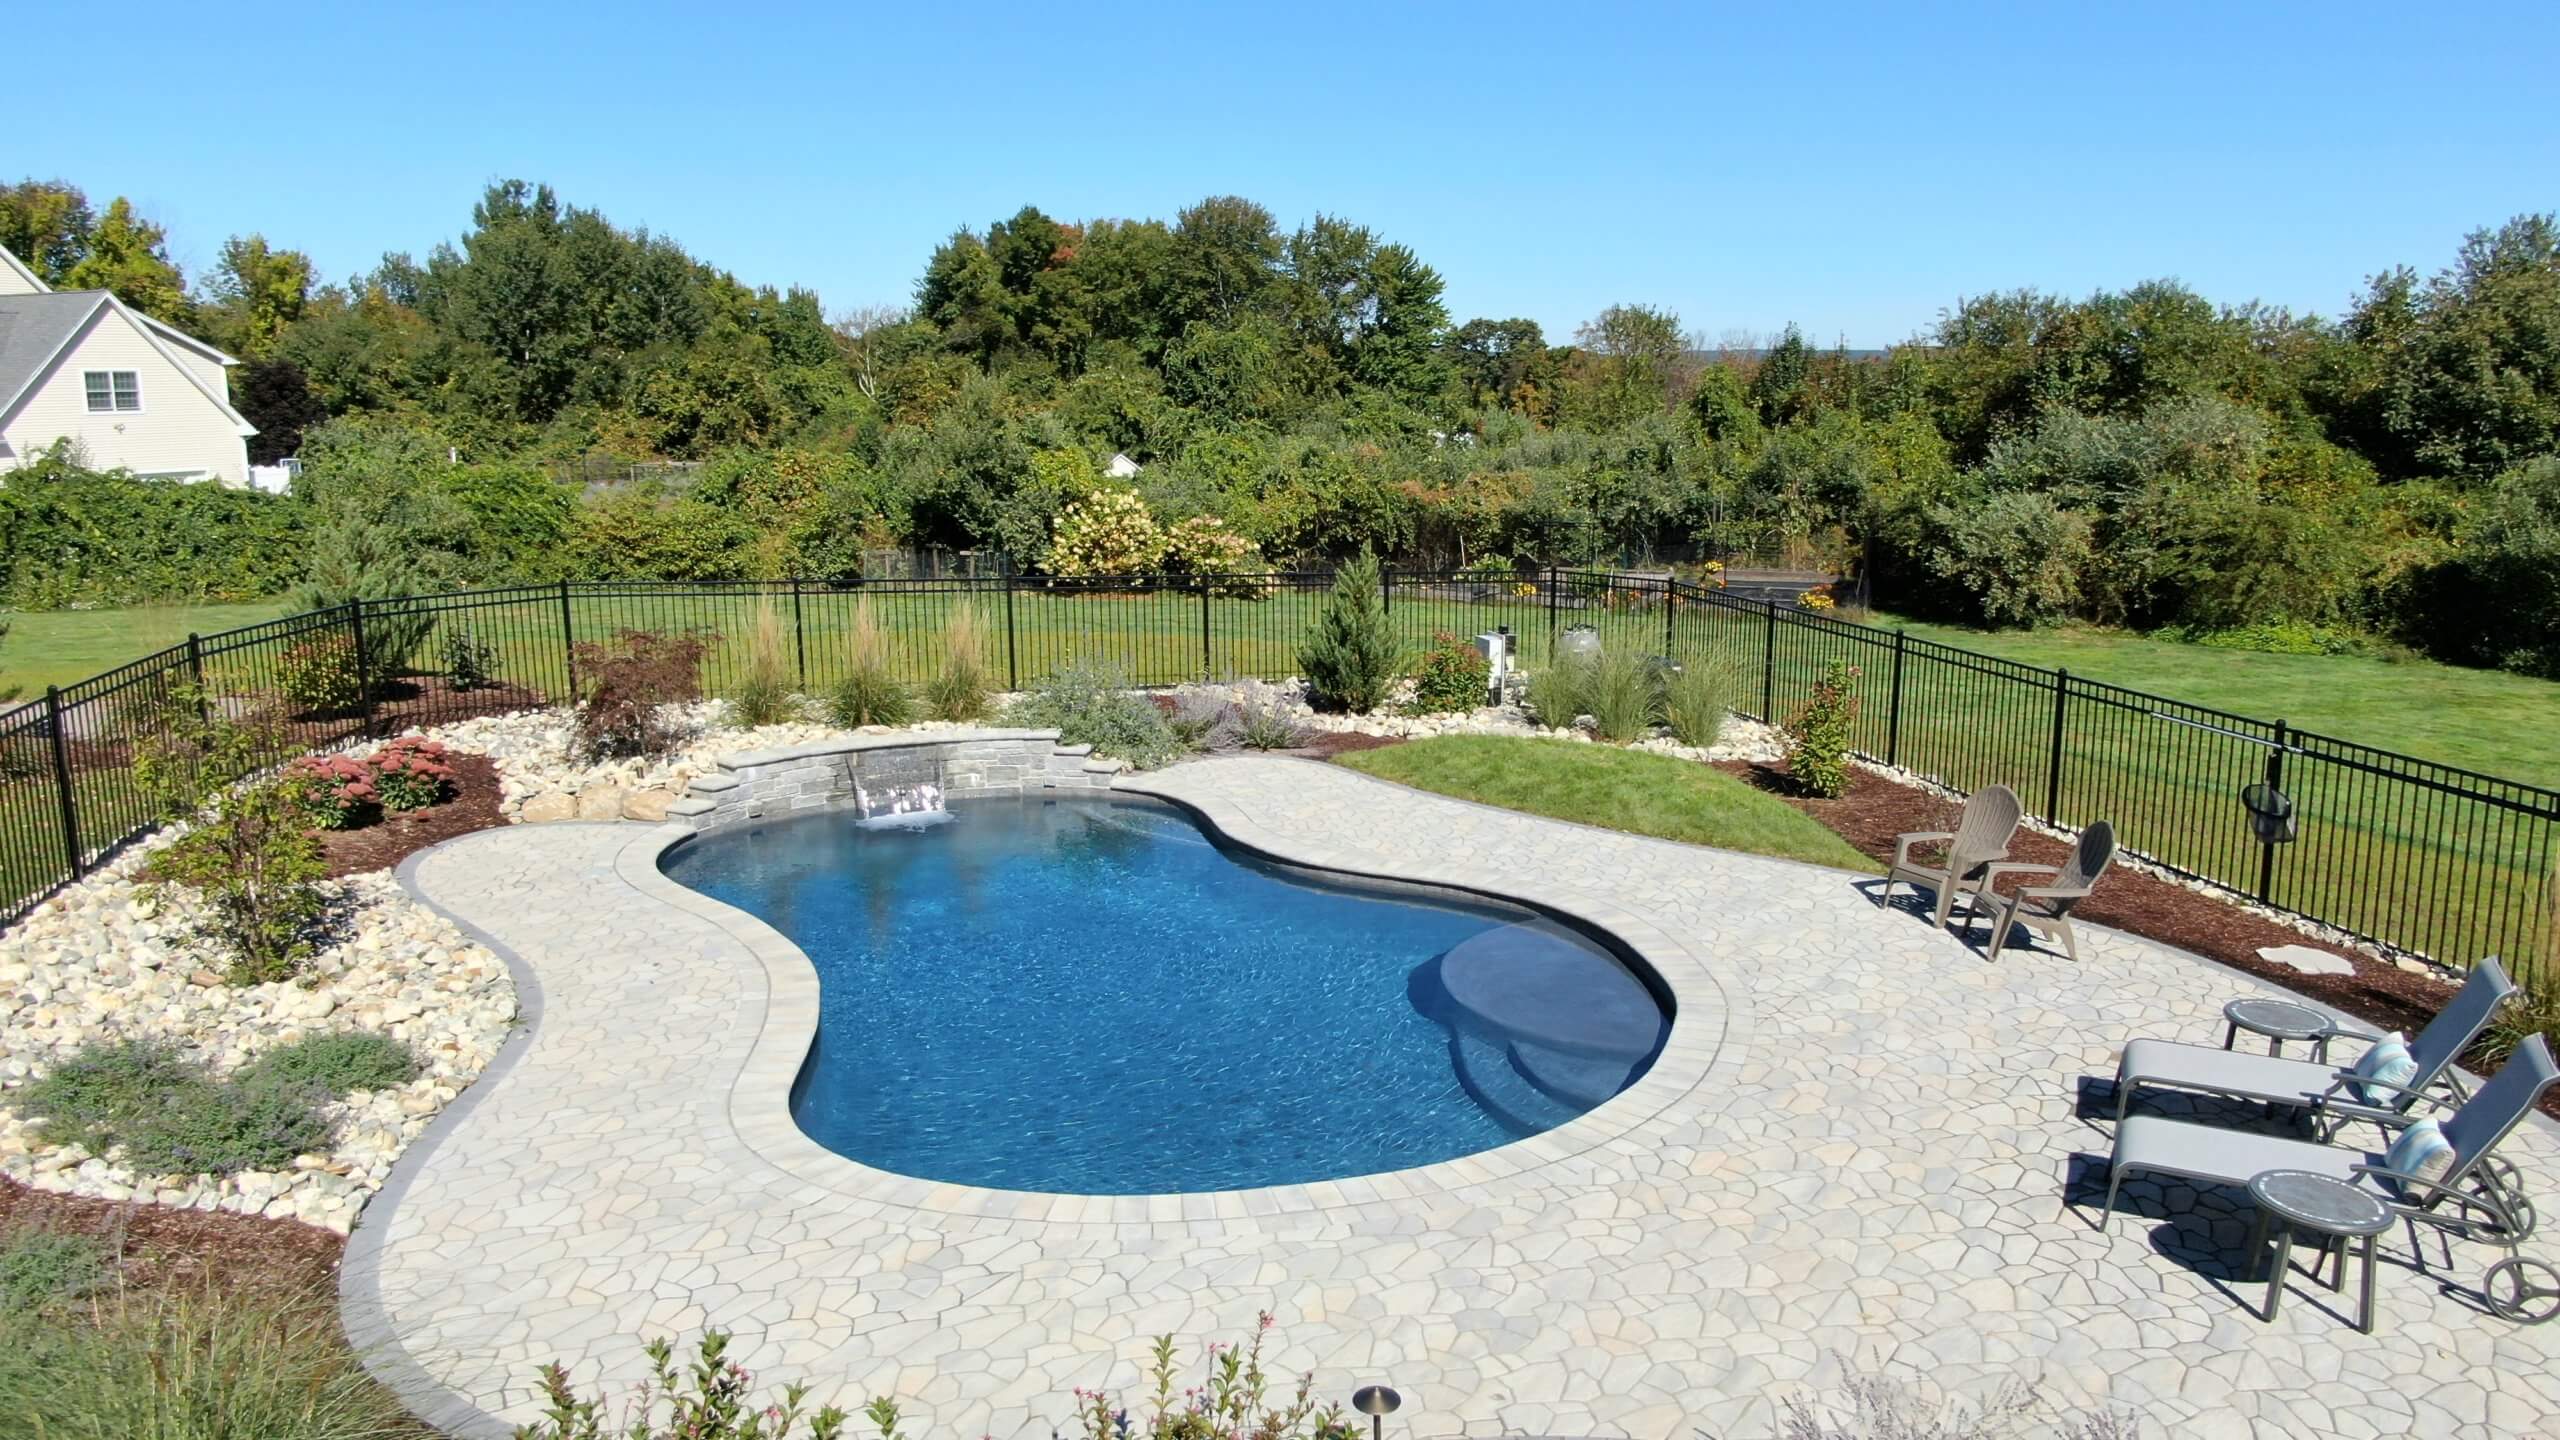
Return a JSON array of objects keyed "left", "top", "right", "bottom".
[{"left": 614, "top": 774, "right": 1739, "bottom": 1223}]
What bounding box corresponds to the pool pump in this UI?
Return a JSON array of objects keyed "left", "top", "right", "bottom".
[{"left": 1474, "top": 627, "right": 1512, "bottom": 706}]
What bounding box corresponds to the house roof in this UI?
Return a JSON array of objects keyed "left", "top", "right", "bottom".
[
  {"left": 0, "top": 292, "right": 111, "bottom": 406},
  {"left": 0, "top": 289, "right": 255, "bottom": 436}
]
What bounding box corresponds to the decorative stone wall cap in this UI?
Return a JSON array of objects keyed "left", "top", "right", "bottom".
[
  {"left": 1081, "top": 757, "right": 1125, "bottom": 774},
  {"left": 688, "top": 774, "right": 740, "bottom": 794},
  {"left": 665, "top": 797, "right": 716, "bottom": 817},
  {"left": 715, "top": 728, "right": 1062, "bottom": 772},
  {"left": 1053, "top": 743, "right": 1093, "bottom": 757}
]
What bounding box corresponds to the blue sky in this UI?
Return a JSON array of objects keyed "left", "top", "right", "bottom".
[{"left": 16, "top": 1, "right": 2556, "bottom": 347}]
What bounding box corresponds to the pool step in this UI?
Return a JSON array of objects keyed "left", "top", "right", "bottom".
[{"left": 1447, "top": 1028, "right": 1586, "bottom": 1136}]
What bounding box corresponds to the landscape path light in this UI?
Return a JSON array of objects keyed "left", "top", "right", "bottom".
[{"left": 1351, "top": 1383, "right": 1401, "bottom": 1440}]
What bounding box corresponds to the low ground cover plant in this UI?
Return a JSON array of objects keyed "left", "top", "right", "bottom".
[
  {"left": 10, "top": 1031, "right": 416, "bottom": 1178},
  {"left": 0, "top": 1228, "right": 111, "bottom": 1311},
  {"left": 574, "top": 629, "right": 708, "bottom": 758},
  {"left": 1007, "top": 660, "right": 1183, "bottom": 769},
  {"left": 1233, "top": 698, "right": 1311, "bottom": 750},
  {"left": 1408, "top": 631, "right": 1491, "bottom": 713}
]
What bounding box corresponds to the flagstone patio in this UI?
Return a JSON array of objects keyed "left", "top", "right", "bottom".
[{"left": 341, "top": 756, "right": 2560, "bottom": 1439}]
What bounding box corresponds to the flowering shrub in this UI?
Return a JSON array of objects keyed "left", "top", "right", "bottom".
[
  {"left": 1163, "top": 514, "right": 1271, "bottom": 598},
  {"left": 1066, "top": 1315, "right": 1353, "bottom": 1440},
  {"left": 286, "top": 738, "right": 457, "bottom": 827},
  {"left": 1408, "top": 631, "right": 1491, "bottom": 713},
  {"left": 287, "top": 754, "right": 378, "bottom": 829},
  {"left": 1048, "top": 490, "right": 1168, "bottom": 578},
  {"left": 370, "top": 737, "right": 457, "bottom": 811},
  {"left": 518, "top": 1331, "right": 847, "bottom": 1440},
  {"left": 1797, "top": 585, "right": 1837, "bottom": 612},
  {"left": 278, "top": 635, "right": 364, "bottom": 715},
  {"left": 145, "top": 778, "right": 329, "bottom": 984},
  {"left": 1785, "top": 658, "right": 1861, "bottom": 798}
]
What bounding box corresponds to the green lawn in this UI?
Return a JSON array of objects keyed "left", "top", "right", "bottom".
[
  {"left": 1335, "top": 735, "right": 1881, "bottom": 873},
  {"left": 1858, "top": 609, "right": 2560, "bottom": 790},
  {"left": 1, "top": 599, "right": 291, "bottom": 698}
]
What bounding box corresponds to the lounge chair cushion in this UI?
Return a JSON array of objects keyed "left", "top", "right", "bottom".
[
  {"left": 2117, "top": 1039, "right": 2342, "bottom": 1112},
  {"left": 2348, "top": 1032, "right": 2415, "bottom": 1105},
  {"left": 2382, "top": 1118, "right": 2455, "bottom": 1195},
  {"left": 2112, "top": 1114, "right": 2378, "bottom": 1191}
]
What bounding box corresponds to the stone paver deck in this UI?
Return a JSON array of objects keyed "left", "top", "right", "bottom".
[{"left": 346, "top": 758, "right": 2560, "bottom": 1439}]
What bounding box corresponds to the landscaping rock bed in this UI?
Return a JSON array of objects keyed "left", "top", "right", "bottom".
[
  {"left": 0, "top": 845, "right": 514, "bottom": 1231},
  {"left": 1164, "top": 676, "right": 1790, "bottom": 761}
]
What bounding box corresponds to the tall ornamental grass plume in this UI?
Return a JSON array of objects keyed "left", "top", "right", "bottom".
[
  {"left": 923, "top": 601, "right": 993, "bottom": 721},
  {"left": 1297, "top": 551, "right": 1399, "bottom": 714},
  {"left": 727, "top": 601, "right": 798, "bottom": 728},
  {"left": 828, "top": 599, "right": 915, "bottom": 727},
  {"left": 1661, "top": 654, "right": 1739, "bottom": 747}
]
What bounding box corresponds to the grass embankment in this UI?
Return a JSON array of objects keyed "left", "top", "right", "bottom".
[
  {"left": 1337, "top": 735, "right": 1880, "bottom": 873},
  {"left": 1862, "top": 609, "right": 2560, "bottom": 789},
  {"left": 1, "top": 599, "right": 291, "bottom": 697}
]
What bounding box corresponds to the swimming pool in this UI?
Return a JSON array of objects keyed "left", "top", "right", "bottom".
[{"left": 660, "top": 793, "right": 1668, "bottom": 1194}]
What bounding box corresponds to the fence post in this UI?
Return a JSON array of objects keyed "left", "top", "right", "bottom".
[
  {"left": 2046, "top": 668, "right": 2070, "bottom": 819},
  {"left": 1002, "top": 573, "right": 1020, "bottom": 692},
  {"left": 2259, "top": 720, "right": 2289, "bottom": 905},
  {"left": 1886, "top": 629, "right": 1906, "bottom": 767},
  {"left": 1546, "top": 565, "right": 1559, "bottom": 661},
  {"left": 186, "top": 633, "right": 208, "bottom": 721},
  {"left": 1662, "top": 582, "right": 1675, "bottom": 656},
  {"left": 557, "top": 580, "right": 578, "bottom": 700},
  {"left": 1198, "top": 578, "right": 1213, "bottom": 680},
  {"left": 1380, "top": 563, "right": 1393, "bottom": 616},
  {"left": 349, "top": 602, "right": 377, "bottom": 733},
  {"left": 789, "top": 579, "right": 808, "bottom": 688},
  {"left": 1760, "top": 599, "right": 1778, "bottom": 723},
  {"left": 44, "top": 687, "right": 81, "bottom": 878}
]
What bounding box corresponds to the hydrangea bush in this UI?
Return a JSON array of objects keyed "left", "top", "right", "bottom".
[{"left": 1048, "top": 490, "right": 1168, "bottom": 578}]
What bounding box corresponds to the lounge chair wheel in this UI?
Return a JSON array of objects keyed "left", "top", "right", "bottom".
[
  {"left": 2483, "top": 1257, "right": 2560, "bottom": 1324},
  {"left": 2507, "top": 1196, "right": 2540, "bottom": 1245},
  {"left": 2480, "top": 1155, "right": 2531, "bottom": 1203}
]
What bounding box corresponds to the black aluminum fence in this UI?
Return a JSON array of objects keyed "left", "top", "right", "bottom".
[{"left": 3, "top": 572, "right": 2554, "bottom": 984}]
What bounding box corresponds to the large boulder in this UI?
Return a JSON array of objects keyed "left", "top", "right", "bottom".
[
  {"left": 574, "top": 785, "right": 628, "bottom": 822},
  {"left": 520, "top": 792, "right": 578, "bottom": 824},
  {"left": 621, "top": 788, "right": 675, "bottom": 823}
]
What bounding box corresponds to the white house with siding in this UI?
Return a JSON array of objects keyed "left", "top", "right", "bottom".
[{"left": 0, "top": 244, "right": 257, "bottom": 487}]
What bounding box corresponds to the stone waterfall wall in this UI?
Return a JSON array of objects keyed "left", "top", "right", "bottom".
[{"left": 663, "top": 728, "right": 1121, "bottom": 833}]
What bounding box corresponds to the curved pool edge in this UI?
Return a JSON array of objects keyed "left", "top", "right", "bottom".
[{"left": 617, "top": 774, "right": 1735, "bottom": 1224}]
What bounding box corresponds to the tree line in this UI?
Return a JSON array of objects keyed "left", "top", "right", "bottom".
[{"left": 2, "top": 177, "right": 2556, "bottom": 676}]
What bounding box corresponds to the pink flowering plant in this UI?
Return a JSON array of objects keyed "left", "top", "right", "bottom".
[
  {"left": 369, "top": 736, "right": 457, "bottom": 811},
  {"left": 1068, "top": 1315, "right": 1354, "bottom": 1440},
  {"left": 284, "top": 738, "right": 458, "bottom": 829},
  {"left": 285, "top": 753, "right": 379, "bottom": 830},
  {"left": 519, "top": 1331, "right": 848, "bottom": 1440}
]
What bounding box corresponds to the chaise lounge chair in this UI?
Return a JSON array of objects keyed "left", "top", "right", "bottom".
[
  {"left": 2111, "top": 957, "right": 2515, "bottom": 1131},
  {"left": 1881, "top": 783, "right": 2021, "bottom": 930},
  {"left": 1964, "top": 820, "right": 2115, "bottom": 962},
  {"left": 2096, "top": 1035, "right": 2556, "bottom": 1320}
]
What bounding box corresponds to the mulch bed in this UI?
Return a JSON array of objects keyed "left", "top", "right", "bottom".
[
  {"left": 315, "top": 752, "right": 508, "bottom": 880},
  {"left": 1717, "top": 757, "right": 2557, "bottom": 1115},
  {"left": 0, "top": 1173, "right": 343, "bottom": 1299}
]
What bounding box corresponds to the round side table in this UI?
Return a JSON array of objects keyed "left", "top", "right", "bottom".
[
  {"left": 2224, "top": 998, "right": 2333, "bottom": 1060},
  {"left": 2248, "top": 1169, "right": 2393, "bottom": 1333}
]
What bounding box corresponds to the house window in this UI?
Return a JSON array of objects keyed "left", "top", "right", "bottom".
[{"left": 83, "top": 371, "right": 142, "bottom": 413}]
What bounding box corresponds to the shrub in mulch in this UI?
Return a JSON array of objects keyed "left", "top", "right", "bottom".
[
  {"left": 311, "top": 751, "right": 505, "bottom": 879},
  {"left": 1720, "top": 758, "right": 2557, "bottom": 1116}
]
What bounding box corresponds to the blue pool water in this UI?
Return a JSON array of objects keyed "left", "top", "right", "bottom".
[{"left": 660, "top": 794, "right": 1668, "bottom": 1194}]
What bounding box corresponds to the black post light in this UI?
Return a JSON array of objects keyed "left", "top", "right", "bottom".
[{"left": 1351, "top": 1384, "right": 1401, "bottom": 1440}]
